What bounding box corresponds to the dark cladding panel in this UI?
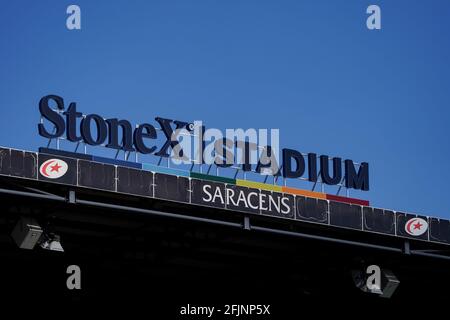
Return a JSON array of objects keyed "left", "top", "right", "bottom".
[
  {"left": 154, "top": 173, "right": 189, "bottom": 203},
  {"left": 117, "top": 166, "right": 153, "bottom": 197},
  {"left": 0, "top": 147, "right": 11, "bottom": 175},
  {"left": 24, "top": 152, "right": 37, "bottom": 178},
  {"left": 259, "top": 190, "right": 295, "bottom": 219},
  {"left": 38, "top": 153, "right": 77, "bottom": 185},
  {"left": 329, "top": 201, "right": 362, "bottom": 230},
  {"left": 224, "top": 184, "right": 260, "bottom": 215},
  {"left": 296, "top": 196, "right": 329, "bottom": 224},
  {"left": 10, "top": 149, "right": 37, "bottom": 179},
  {"left": 78, "top": 160, "right": 116, "bottom": 191},
  {"left": 363, "top": 207, "right": 395, "bottom": 235},
  {"left": 429, "top": 218, "right": 450, "bottom": 244},
  {"left": 396, "top": 212, "right": 429, "bottom": 241},
  {"left": 191, "top": 179, "right": 226, "bottom": 209}
]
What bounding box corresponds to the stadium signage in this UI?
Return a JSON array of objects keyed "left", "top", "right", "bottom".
[
  {"left": 38, "top": 94, "right": 369, "bottom": 191},
  {"left": 199, "top": 181, "right": 294, "bottom": 217},
  {"left": 3, "top": 145, "right": 446, "bottom": 245},
  {"left": 405, "top": 217, "right": 428, "bottom": 236},
  {"left": 39, "top": 158, "right": 68, "bottom": 179},
  {"left": 202, "top": 184, "right": 291, "bottom": 214}
]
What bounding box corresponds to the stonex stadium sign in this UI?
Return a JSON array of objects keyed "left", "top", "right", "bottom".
[
  {"left": 2, "top": 94, "right": 446, "bottom": 244},
  {"left": 0, "top": 93, "right": 445, "bottom": 246},
  {"left": 37, "top": 94, "right": 369, "bottom": 195}
]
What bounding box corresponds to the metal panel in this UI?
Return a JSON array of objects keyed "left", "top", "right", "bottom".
[
  {"left": 329, "top": 201, "right": 362, "bottom": 230},
  {"left": 78, "top": 160, "right": 116, "bottom": 191},
  {"left": 259, "top": 190, "right": 295, "bottom": 219},
  {"left": 38, "top": 153, "right": 77, "bottom": 185},
  {"left": 429, "top": 218, "right": 450, "bottom": 244},
  {"left": 296, "top": 196, "right": 329, "bottom": 224},
  {"left": 190, "top": 179, "right": 226, "bottom": 209},
  {"left": 154, "top": 173, "right": 190, "bottom": 203},
  {"left": 363, "top": 207, "right": 395, "bottom": 235},
  {"left": 10, "top": 150, "right": 37, "bottom": 179},
  {"left": 117, "top": 166, "right": 153, "bottom": 197},
  {"left": 396, "top": 212, "right": 429, "bottom": 241},
  {"left": 0, "top": 147, "right": 11, "bottom": 175},
  {"left": 224, "top": 184, "right": 260, "bottom": 215}
]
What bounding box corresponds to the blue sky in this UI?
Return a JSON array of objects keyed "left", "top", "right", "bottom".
[{"left": 0, "top": 0, "right": 449, "bottom": 218}]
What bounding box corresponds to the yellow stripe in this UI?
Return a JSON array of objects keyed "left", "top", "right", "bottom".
[{"left": 236, "top": 179, "right": 283, "bottom": 192}]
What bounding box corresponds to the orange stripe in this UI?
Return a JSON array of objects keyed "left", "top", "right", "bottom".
[{"left": 282, "top": 186, "right": 327, "bottom": 200}]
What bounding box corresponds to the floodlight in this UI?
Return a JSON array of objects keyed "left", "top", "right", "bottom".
[
  {"left": 39, "top": 233, "right": 64, "bottom": 252},
  {"left": 11, "top": 216, "right": 43, "bottom": 250}
]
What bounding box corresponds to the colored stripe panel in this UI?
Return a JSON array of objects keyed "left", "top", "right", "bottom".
[
  {"left": 142, "top": 163, "right": 190, "bottom": 177},
  {"left": 39, "top": 147, "right": 93, "bottom": 161},
  {"left": 282, "top": 186, "right": 327, "bottom": 200},
  {"left": 326, "top": 194, "right": 369, "bottom": 206},
  {"left": 92, "top": 156, "right": 142, "bottom": 169},
  {"left": 190, "top": 172, "right": 236, "bottom": 185},
  {"left": 38, "top": 148, "right": 370, "bottom": 206},
  {"left": 236, "top": 179, "right": 283, "bottom": 192}
]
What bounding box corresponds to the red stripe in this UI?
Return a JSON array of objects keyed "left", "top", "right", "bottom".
[{"left": 326, "top": 194, "right": 369, "bottom": 206}]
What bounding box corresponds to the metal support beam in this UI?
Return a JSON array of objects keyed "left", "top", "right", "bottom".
[
  {"left": 244, "top": 216, "right": 251, "bottom": 230},
  {"left": 2, "top": 186, "right": 450, "bottom": 260},
  {"left": 403, "top": 240, "right": 411, "bottom": 255},
  {"left": 68, "top": 190, "right": 76, "bottom": 204}
]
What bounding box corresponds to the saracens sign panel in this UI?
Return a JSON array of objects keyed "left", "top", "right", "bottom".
[
  {"left": 38, "top": 94, "right": 370, "bottom": 191},
  {"left": 190, "top": 178, "right": 295, "bottom": 218}
]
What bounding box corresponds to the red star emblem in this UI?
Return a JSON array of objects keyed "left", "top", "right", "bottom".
[
  {"left": 413, "top": 222, "right": 423, "bottom": 230},
  {"left": 50, "top": 162, "right": 62, "bottom": 172}
]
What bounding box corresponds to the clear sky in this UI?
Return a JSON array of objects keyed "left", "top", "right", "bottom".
[{"left": 0, "top": 0, "right": 449, "bottom": 218}]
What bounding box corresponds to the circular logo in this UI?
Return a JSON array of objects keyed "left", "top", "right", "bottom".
[
  {"left": 405, "top": 217, "right": 428, "bottom": 236},
  {"left": 39, "top": 159, "right": 68, "bottom": 179}
]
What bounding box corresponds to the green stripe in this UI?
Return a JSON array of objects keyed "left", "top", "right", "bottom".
[{"left": 190, "top": 172, "right": 236, "bottom": 184}]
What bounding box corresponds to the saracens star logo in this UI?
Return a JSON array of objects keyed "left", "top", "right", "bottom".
[
  {"left": 39, "top": 159, "right": 68, "bottom": 179},
  {"left": 405, "top": 217, "right": 428, "bottom": 236}
]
